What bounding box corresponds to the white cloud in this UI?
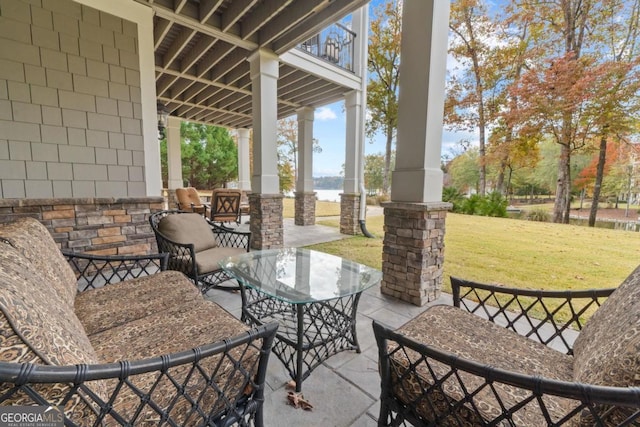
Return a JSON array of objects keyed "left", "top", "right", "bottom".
[{"left": 315, "top": 107, "right": 337, "bottom": 121}]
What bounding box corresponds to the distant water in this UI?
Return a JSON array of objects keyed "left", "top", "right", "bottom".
[
  {"left": 315, "top": 189, "right": 342, "bottom": 202},
  {"left": 285, "top": 189, "right": 342, "bottom": 202}
]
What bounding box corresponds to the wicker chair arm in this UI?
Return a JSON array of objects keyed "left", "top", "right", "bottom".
[
  {"left": 373, "top": 320, "right": 640, "bottom": 426},
  {"left": 210, "top": 222, "right": 251, "bottom": 251},
  {"left": 451, "top": 276, "right": 615, "bottom": 354},
  {"left": 0, "top": 322, "right": 278, "bottom": 426},
  {"left": 63, "top": 251, "right": 169, "bottom": 292}
]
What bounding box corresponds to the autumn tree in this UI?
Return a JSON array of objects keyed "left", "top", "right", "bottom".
[
  {"left": 364, "top": 153, "right": 387, "bottom": 195},
  {"left": 447, "top": 0, "right": 506, "bottom": 196},
  {"left": 366, "top": 0, "right": 401, "bottom": 195},
  {"left": 276, "top": 117, "right": 321, "bottom": 193}
]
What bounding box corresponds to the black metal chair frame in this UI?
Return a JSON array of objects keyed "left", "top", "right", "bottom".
[
  {"left": 373, "top": 278, "right": 640, "bottom": 427},
  {"left": 210, "top": 189, "right": 243, "bottom": 227},
  {"left": 2, "top": 249, "right": 278, "bottom": 426},
  {"left": 149, "top": 210, "right": 251, "bottom": 293}
]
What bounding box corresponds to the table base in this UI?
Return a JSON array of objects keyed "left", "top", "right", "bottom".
[{"left": 239, "top": 285, "right": 364, "bottom": 392}]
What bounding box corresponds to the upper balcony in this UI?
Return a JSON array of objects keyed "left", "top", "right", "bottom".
[{"left": 296, "top": 23, "right": 356, "bottom": 73}]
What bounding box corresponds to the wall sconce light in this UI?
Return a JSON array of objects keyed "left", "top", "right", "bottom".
[{"left": 157, "top": 102, "right": 169, "bottom": 139}]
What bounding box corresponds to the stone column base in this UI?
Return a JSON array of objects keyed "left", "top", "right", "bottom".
[
  {"left": 294, "top": 191, "right": 316, "bottom": 226},
  {"left": 165, "top": 189, "right": 178, "bottom": 210},
  {"left": 340, "top": 193, "right": 360, "bottom": 235},
  {"left": 381, "top": 201, "right": 451, "bottom": 306},
  {"left": 249, "top": 193, "right": 284, "bottom": 250}
]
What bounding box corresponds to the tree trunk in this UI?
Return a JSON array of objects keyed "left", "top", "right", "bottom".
[
  {"left": 588, "top": 133, "right": 607, "bottom": 226},
  {"left": 553, "top": 144, "right": 571, "bottom": 223}
]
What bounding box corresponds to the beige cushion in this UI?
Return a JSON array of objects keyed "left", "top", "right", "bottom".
[
  {"left": 158, "top": 212, "right": 218, "bottom": 253},
  {"left": 572, "top": 265, "right": 640, "bottom": 424},
  {"left": 195, "top": 246, "right": 246, "bottom": 274},
  {"left": 0, "top": 217, "right": 77, "bottom": 306},
  {"left": 89, "top": 299, "right": 255, "bottom": 424},
  {"left": 0, "top": 242, "right": 106, "bottom": 417},
  {"left": 75, "top": 271, "right": 201, "bottom": 335},
  {"left": 392, "top": 305, "right": 574, "bottom": 426}
]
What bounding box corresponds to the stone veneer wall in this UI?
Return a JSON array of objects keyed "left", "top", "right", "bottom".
[
  {"left": 249, "top": 193, "right": 283, "bottom": 250},
  {"left": 340, "top": 193, "right": 360, "bottom": 235},
  {"left": 0, "top": 196, "right": 164, "bottom": 254},
  {"left": 381, "top": 201, "right": 451, "bottom": 306},
  {"left": 294, "top": 191, "right": 316, "bottom": 226}
]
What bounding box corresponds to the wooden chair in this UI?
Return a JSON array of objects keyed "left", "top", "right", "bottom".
[
  {"left": 210, "top": 188, "right": 242, "bottom": 227},
  {"left": 175, "top": 187, "right": 208, "bottom": 215}
]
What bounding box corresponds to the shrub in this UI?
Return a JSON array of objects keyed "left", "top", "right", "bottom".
[
  {"left": 526, "top": 208, "right": 550, "bottom": 222},
  {"left": 460, "top": 194, "right": 482, "bottom": 215},
  {"left": 477, "top": 192, "right": 508, "bottom": 217},
  {"left": 442, "top": 187, "right": 465, "bottom": 213}
]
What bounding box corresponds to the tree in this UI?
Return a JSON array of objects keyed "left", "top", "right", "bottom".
[
  {"left": 366, "top": 0, "right": 401, "bottom": 195},
  {"left": 447, "top": 147, "right": 480, "bottom": 194},
  {"left": 447, "top": 0, "right": 504, "bottom": 196},
  {"left": 160, "top": 122, "right": 238, "bottom": 189},
  {"left": 277, "top": 118, "right": 321, "bottom": 186},
  {"left": 364, "top": 153, "right": 386, "bottom": 195}
]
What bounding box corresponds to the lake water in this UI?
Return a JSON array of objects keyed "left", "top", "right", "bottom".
[{"left": 284, "top": 189, "right": 342, "bottom": 202}]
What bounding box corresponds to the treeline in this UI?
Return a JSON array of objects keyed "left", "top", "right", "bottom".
[{"left": 314, "top": 176, "right": 343, "bottom": 189}]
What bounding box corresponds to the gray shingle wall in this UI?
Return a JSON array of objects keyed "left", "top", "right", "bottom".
[{"left": 0, "top": 0, "right": 143, "bottom": 199}]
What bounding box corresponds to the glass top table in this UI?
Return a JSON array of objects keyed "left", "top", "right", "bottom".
[{"left": 220, "top": 248, "right": 382, "bottom": 392}]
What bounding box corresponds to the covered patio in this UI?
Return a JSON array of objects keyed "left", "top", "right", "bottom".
[{"left": 0, "top": 0, "right": 452, "bottom": 306}]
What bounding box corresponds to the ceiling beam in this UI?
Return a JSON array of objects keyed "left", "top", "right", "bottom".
[
  {"left": 221, "top": 0, "right": 259, "bottom": 32},
  {"left": 208, "top": 48, "right": 248, "bottom": 81},
  {"left": 180, "top": 34, "right": 216, "bottom": 73},
  {"left": 198, "top": 0, "right": 224, "bottom": 23},
  {"left": 241, "top": 0, "right": 294, "bottom": 40},
  {"left": 256, "top": 0, "right": 327, "bottom": 46},
  {"left": 153, "top": 18, "right": 172, "bottom": 49},
  {"left": 173, "top": 0, "right": 188, "bottom": 14},
  {"left": 162, "top": 27, "right": 196, "bottom": 68},
  {"left": 156, "top": 73, "right": 180, "bottom": 97},
  {"left": 222, "top": 62, "right": 249, "bottom": 86},
  {"left": 195, "top": 41, "right": 235, "bottom": 77}
]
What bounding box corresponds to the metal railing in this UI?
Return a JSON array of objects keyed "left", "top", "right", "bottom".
[{"left": 296, "top": 22, "right": 356, "bottom": 73}]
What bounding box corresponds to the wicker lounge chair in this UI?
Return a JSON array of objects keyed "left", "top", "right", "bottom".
[
  {"left": 374, "top": 269, "right": 640, "bottom": 426},
  {"left": 150, "top": 210, "right": 250, "bottom": 292}
]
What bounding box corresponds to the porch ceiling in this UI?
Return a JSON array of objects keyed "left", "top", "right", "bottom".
[{"left": 136, "top": 0, "right": 368, "bottom": 128}]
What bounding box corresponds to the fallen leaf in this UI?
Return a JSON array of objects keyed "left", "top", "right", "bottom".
[
  {"left": 287, "top": 391, "right": 314, "bottom": 411},
  {"left": 285, "top": 380, "right": 297, "bottom": 390}
]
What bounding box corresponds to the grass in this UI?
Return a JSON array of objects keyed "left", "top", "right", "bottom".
[
  {"left": 282, "top": 197, "right": 341, "bottom": 218},
  {"left": 311, "top": 211, "right": 640, "bottom": 322},
  {"left": 312, "top": 213, "right": 640, "bottom": 293}
]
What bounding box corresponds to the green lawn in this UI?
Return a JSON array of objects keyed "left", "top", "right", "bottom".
[
  {"left": 282, "top": 197, "right": 341, "bottom": 218},
  {"left": 312, "top": 213, "right": 640, "bottom": 294}
]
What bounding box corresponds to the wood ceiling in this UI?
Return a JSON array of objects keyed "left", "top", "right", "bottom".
[{"left": 136, "top": 0, "right": 369, "bottom": 128}]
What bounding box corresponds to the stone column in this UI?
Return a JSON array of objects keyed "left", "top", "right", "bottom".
[
  {"left": 340, "top": 193, "right": 360, "bottom": 235},
  {"left": 295, "top": 106, "right": 316, "bottom": 225},
  {"left": 249, "top": 193, "right": 284, "bottom": 249},
  {"left": 382, "top": 0, "right": 451, "bottom": 306},
  {"left": 166, "top": 116, "right": 182, "bottom": 209},
  {"left": 249, "top": 49, "right": 283, "bottom": 249}
]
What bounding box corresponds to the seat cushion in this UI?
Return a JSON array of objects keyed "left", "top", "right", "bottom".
[
  {"left": 195, "top": 246, "right": 246, "bottom": 275},
  {"left": 391, "top": 305, "right": 574, "bottom": 426},
  {"left": 158, "top": 212, "right": 218, "bottom": 253},
  {"left": 571, "top": 265, "right": 640, "bottom": 424},
  {"left": 75, "top": 271, "right": 201, "bottom": 335},
  {"left": 89, "top": 299, "right": 257, "bottom": 424},
  {"left": 0, "top": 217, "right": 77, "bottom": 306},
  {"left": 0, "top": 243, "right": 106, "bottom": 417}
]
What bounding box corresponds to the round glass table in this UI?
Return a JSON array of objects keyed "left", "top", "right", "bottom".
[{"left": 220, "top": 248, "right": 382, "bottom": 392}]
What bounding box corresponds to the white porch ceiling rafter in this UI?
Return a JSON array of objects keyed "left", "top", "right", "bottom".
[{"left": 137, "top": 0, "right": 368, "bottom": 128}]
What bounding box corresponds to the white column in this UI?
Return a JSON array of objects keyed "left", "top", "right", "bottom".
[
  {"left": 391, "top": 0, "right": 450, "bottom": 202},
  {"left": 296, "top": 107, "right": 314, "bottom": 192},
  {"left": 343, "top": 89, "right": 363, "bottom": 194},
  {"left": 249, "top": 49, "right": 280, "bottom": 194},
  {"left": 236, "top": 128, "right": 251, "bottom": 192},
  {"left": 166, "top": 116, "right": 182, "bottom": 189}
]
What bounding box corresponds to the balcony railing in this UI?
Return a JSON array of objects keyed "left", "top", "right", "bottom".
[{"left": 296, "top": 23, "right": 356, "bottom": 73}]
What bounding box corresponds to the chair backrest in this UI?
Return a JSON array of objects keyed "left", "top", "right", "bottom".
[
  {"left": 156, "top": 212, "right": 218, "bottom": 253},
  {"left": 176, "top": 187, "right": 205, "bottom": 212},
  {"left": 210, "top": 189, "right": 241, "bottom": 223}
]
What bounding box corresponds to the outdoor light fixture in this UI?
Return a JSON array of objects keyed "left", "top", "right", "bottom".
[{"left": 157, "top": 102, "right": 169, "bottom": 139}]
